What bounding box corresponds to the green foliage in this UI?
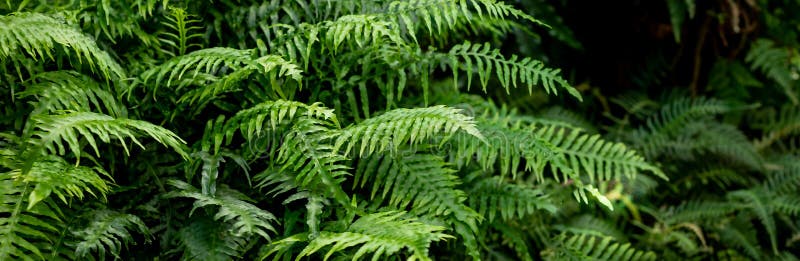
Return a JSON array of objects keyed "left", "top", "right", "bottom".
[{"left": 4, "top": 0, "right": 799, "bottom": 260}]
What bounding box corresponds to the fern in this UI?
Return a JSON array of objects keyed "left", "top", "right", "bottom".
[
  {"left": 536, "top": 125, "right": 667, "bottom": 183},
  {"left": 295, "top": 211, "right": 451, "bottom": 261},
  {"left": 745, "top": 39, "right": 798, "bottom": 104},
  {"left": 277, "top": 118, "right": 352, "bottom": 207},
  {"left": 178, "top": 216, "right": 248, "bottom": 261},
  {"left": 446, "top": 41, "right": 581, "bottom": 99},
  {"left": 544, "top": 233, "right": 658, "bottom": 261},
  {"left": 354, "top": 153, "right": 482, "bottom": 257},
  {"left": 628, "top": 97, "right": 737, "bottom": 158},
  {"left": 30, "top": 111, "right": 187, "bottom": 159},
  {"left": 71, "top": 209, "right": 150, "bottom": 260},
  {"left": 0, "top": 12, "right": 125, "bottom": 79},
  {"left": 334, "top": 105, "right": 485, "bottom": 157},
  {"left": 465, "top": 175, "right": 556, "bottom": 222},
  {"left": 0, "top": 171, "right": 64, "bottom": 260},
  {"left": 18, "top": 71, "right": 127, "bottom": 117},
  {"left": 158, "top": 7, "right": 204, "bottom": 57},
  {"left": 15, "top": 156, "right": 112, "bottom": 209},
  {"left": 165, "top": 180, "right": 277, "bottom": 241}
]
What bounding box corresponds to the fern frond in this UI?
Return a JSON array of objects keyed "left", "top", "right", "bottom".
[
  {"left": 178, "top": 216, "right": 248, "bottom": 261},
  {"left": 30, "top": 111, "right": 187, "bottom": 159},
  {"left": 535, "top": 125, "right": 667, "bottom": 182},
  {"left": 0, "top": 12, "right": 125, "bottom": 79},
  {"left": 728, "top": 189, "right": 779, "bottom": 254},
  {"left": 628, "top": 97, "right": 736, "bottom": 158},
  {"left": 745, "top": 39, "right": 798, "bottom": 103},
  {"left": 665, "top": 200, "right": 738, "bottom": 224},
  {"left": 297, "top": 211, "right": 451, "bottom": 261},
  {"left": 158, "top": 7, "right": 204, "bottom": 57},
  {"left": 545, "top": 233, "right": 658, "bottom": 261},
  {"left": 717, "top": 216, "right": 761, "bottom": 260},
  {"left": 72, "top": 209, "right": 150, "bottom": 260},
  {"left": 355, "top": 153, "right": 482, "bottom": 257},
  {"left": 334, "top": 105, "right": 485, "bottom": 157},
  {"left": 19, "top": 71, "right": 127, "bottom": 117},
  {"left": 556, "top": 215, "right": 628, "bottom": 240},
  {"left": 254, "top": 167, "right": 330, "bottom": 237},
  {"left": 322, "top": 14, "right": 405, "bottom": 52},
  {"left": 466, "top": 175, "right": 556, "bottom": 222},
  {"left": 166, "top": 180, "right": 277, "bottom": 240},
  {"left": 0, "top": 172, "right": 64, "bottom": 261},
  {"left": 450, "top": 116, "right": 563, "bottom": 180},
  {"left": 386, "top": 0, "right": 544, "bottom": 42},
  {"left": 140, "top": 47, "right": 302, "bottom": 103},
  {"left": 751, "top": 105, "right": 800, "bottom": 150},
  {"left": 686, "top": 122, "right": 762, "bottom": 170},
  {"left": 177, "top": 54, "right": 303, "bottom": 105},
  {"left": 277, "top": 118, "right": 352, "bottom": 207},
  {"left": 763, "top": 156, "right": 800, "bottom": 194},
  {"left": 225, "top": 100, "right": 337, "bottom": 142},
  {"left": 446, "top": 41, "right": 581, "bottom": 99},
  {"left": 355, "top": 154, "right": 480, "bottom": 224},
  {"left": 14, "top": 156, "right": 111, "bottom": 209}
]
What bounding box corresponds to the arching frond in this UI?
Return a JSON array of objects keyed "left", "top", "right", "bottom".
[
  {"left": 628, "top": 97, "right": 736, "bottom": 158},
  {"left": 0, "top": 12, "right": 125, "bottom": 79},
  {"left": 386, "top": 0, "right": 544, "bottom": 41},
  {"left": 665, "top": 200, "right": 738, "bottom": 224},
  {"left": 745, "top": 39, "right": 798, "bottom": 103},
  {"left": 355, "top": 153, "right": 482, "bottom": 257},
  {"left": 0, "top": 172, "right": 64, "bottom": 261},
  {"left": 166, "top": 180, "right": 277, "bottom": 240},
  {"left": 278, "top": 118, "right": 352, "bottom": 207},
  {"left": 297, "top": 211, "right": 451, "bottom": 261},
  {"left": 536, "top": 125, "right": 667, "bottom": 182},
  {"left": 465, "top": 175, "right": 556, "bottom": 223},
  {"left": 727, "top": 189, "right": 778, "bottom": 254},
  {"left": 751, "top": 105, "right": 800, "bottom": 150},
  {"left": 322, "top": 14, "right": 405, "bottom": 52},
  {"left": 716, "top": 216, "right": 760, "bottom": 260},
  {"left": 544, "top": 233, "right": 658, "bottom": 261},
  {"left": 446, "top": 41, "right": 581, "bottom": 99},
  {"left": 142, "top": 47, "right": 301, "bottom": 87},
  {"left": 19, "top": 71, "right": 127, "bottom": 117},
  {"left": 72, "top": 209, "right": 151, "bottom": 260},
  {"left": 14, "top": 156, "right": 111, "bottom": 209},
  {"left": 450, "top": 116, "right": 563, "bottom": 180},
  {"left": 158, "top": 7, "right": 204, "bottom": 57},
  {"left": 334, "top": 105, "right": 485, "bottom": 157},
  {"left": 178, "top": 216, "right": 248, "bottom": 261},
  {"left": 30, "top": 111, "right": 187, "bottom": 159}
]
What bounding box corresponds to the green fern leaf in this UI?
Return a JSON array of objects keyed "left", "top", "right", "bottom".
[
  {"left": 15, "top": 156, "right": 111, "bottom": 209},
  {"left": 536, "top": 125, "right": 666, "bottom": 183},
  {"left": 545, "top": 233, "right": 658, "bottom": 261},
  {"left": 334, "top": 105, "right": 485, "bottom": 157},
  {"left": 178, "top": 216, "right": 248, "bottom": 261},
  {"left": 297, "top": 211, "right": 451, "bottom": 261},
  {"left": 19, "top": 71, "right": 127, "bottom": 117},
  {"left": 166, "top": 180, "right": 278, "bottom": 241},
  {"left": 0, "top": 12, "right": 125, "bottom": 79},
  {"left": 30, "top": 111, "right": 187, "bottom": 160},
  {"left": 447, "top": 41, "right": 581, "bottom": 99},
  {"left": 466, "top": 175, "right": 556, "bottom": 222},
  {"left": 728, "top": 189, "right": 778, "bottom": 254},
  {"left": 158, "top": 7, "right": 204, "bottom": 57},
  {"left": 745, "top": 39, "right": 798, "bottom": 104},
  {"left": 0, "top": 172, "right": 64, "bottom": 261},
  {"left": 278, "top": 118, "right": 352, "bottom": 208},
  {"left": 72, "top": 209, "right": 151, "bottom": 260}
]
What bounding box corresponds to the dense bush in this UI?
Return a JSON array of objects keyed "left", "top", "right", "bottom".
[{"left": 1, "top": 0, "right": 798, "bottom": 260}]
